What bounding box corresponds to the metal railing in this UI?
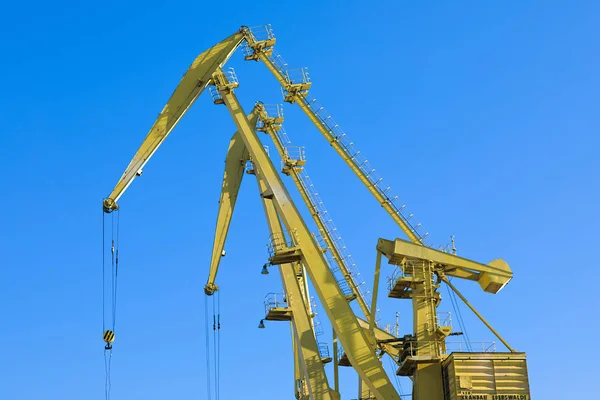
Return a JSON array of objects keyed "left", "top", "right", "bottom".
[
  {"left": 284, "top": 67, "right": 311, "bottom": 86},
  {"left": 209, "top": 67, "right": 239, "bottom": 103},
  {"left": 244, "top": 24, "right": 275, "bottom": 43},
  {"left": 311, "top": 297, "right": 324, "bottom": 337},
  {"left": 387, "top": 266, "right": 408, "bottom": 292},
  {"left": 446, "top": 341, "right": 496, "bottom": 353},
  {"left": 256, "top": 103, "right": 284, "bottom": 131},
  {"left": 223, "top": 67, "right": 238, "bottom": 85},
  {"left": 259, "top": 104, "right": 372, "bottom": 314},
  {"left": 264, "top": 292, "right": 288, "bottom": 315},
  {"left": 299, "top": 92, "right": 429, "bottom": 245},
  {"left": 208, "top": 86, "right": 222, "bottom": 103},
  {"left": 267, "top": 230, "right": 297, "bottom": 258},
  {"left": 283, "top": 145, "right": 305, "bottom": 163},
  {"left": 437, "top": 312, "right": 452, "bottom": 328},
  {"left": 400, "top": 340, "right": 497, "bottom": 360},
  {"left": 318, "top": 342, "right": 331, "bottom": 360}
]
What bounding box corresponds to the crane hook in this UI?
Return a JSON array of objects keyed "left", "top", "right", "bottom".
[{"left": 103, "top": 330, "right": 115, "bottom": 350}]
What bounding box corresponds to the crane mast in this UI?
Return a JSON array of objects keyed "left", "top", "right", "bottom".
[{"left": 100, "top": 24, "right": 531, "bottom": 400}]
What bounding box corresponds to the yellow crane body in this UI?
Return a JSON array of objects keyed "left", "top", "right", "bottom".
[
  {"left": 211, "top": 70, "right": 400, "bottom": 399},
  {"left": 205, "top": 110, "right": 259, "bottom": 296},
  {"left": 100, "top": 24, "right": 532, "bottom": 400},
  {"left": 103, "top": 31, "right": 245, "bottom": 212},
  {"left": 255, "top": 173, "right": 338, "bottom": 400},
  {"left": 255, "top": 103, "right": 372, "bottom": 320}
]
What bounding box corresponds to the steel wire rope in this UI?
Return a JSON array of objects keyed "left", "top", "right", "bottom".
[
  {"left": 216, "top": 291, "right": 221, "bottom": 400},
  {"left": 445, "top": 279, "right": 472, "bottom": 351},
  {"left": 102, "top": 209, "right": 120, "bottom": 400},
  {"left": 386, "top": 356, "right": 404, "bottom": 395},
  {"left": 212, "top": 294, "right": 218, "bottom": 400},
  {"left": 204, "top": 296, "right": 212, "bottom": 400},
  {"left": 102, "top": 210, "right": 111, "bottom": 400},
  {"left": 112, "top": 211, "right": 120, "bottom": 332}
]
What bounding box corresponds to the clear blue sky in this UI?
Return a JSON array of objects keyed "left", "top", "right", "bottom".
[{"left": 1, "top": 1, "right": 598, "bottom": 399}]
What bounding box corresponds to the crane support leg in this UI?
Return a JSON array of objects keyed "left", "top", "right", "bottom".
[
  {"left": 213, "top": 71, "right": 400, "bottom": 400},
  {"left": 256, "top": 173, "right": 336, "bottom": 400},
  {"left": 204, "top": 109, "right": 260, "bottom": 295}
]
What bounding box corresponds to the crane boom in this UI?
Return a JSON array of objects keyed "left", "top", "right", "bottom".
[
  {"left": 243, "top": 28, "right": 424, "bottom": 245},
  {"left": 103, "top": 31, "right": 245, "bottom": 212},
  {"left": 204, "top": 109, "right": 259, "bottom": 295},
  {"left": 212, "top": 70, "right": 400, "bottom": 400},
  {"left": 204, "top": 113, "right": 336, "bottom": 399}
]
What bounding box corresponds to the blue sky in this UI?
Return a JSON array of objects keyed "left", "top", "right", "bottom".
[{"left": 1, "top": 1, "right": 598, "bottom": 399}]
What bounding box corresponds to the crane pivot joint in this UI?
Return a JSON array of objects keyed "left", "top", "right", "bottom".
[
  {"left": 204, "top": 283, "right": 219, "bottom": 296},
  {"left": 103, "top": 198, "right": 118, "bottom": 213}
]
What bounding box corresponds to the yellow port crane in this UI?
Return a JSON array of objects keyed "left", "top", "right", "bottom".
[{"left": 102, "top": 25, "right": 531, "bottom": 400}]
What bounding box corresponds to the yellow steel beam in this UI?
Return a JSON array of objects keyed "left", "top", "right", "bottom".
[
  {"left": 377, "top": 238, "right": 512, "bottom": 294},
  {"left": 103, "top": 31, "right": 245, "bottom": 212},
  {"left": 243, "top": 34, "right": 420, "bottom": 244},
  {"left": 256, "top": 173, "right": 337, "bottom": 400},
  {"left": 213, "top": 72, "right": 400, "bottom": 400},
  {"left": 242, "top": 31, "right": 445, "bottom": 400},
  {"left": 442, "top": 277, "right": 515, "bottom": 352},
  {"left": 255, "top": 104, "right": 372, "bottom": 320},
  {"left": 204, "top": 109, "right": 259, "bottom": 295}
]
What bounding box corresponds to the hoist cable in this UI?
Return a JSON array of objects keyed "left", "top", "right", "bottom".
[
  {"left": 446, "top": 279, "right": 472, "bottom": 351},
  {"left": 212, "top": 295, "right": 218, "bottom": 400},
  {"left": 104, "top": 350, "right": 112, "bottom": 399},
  {"left": 112, "top": 211, "right": 120, "bottom": 332},
  {"left": 387, "top": 356, "right": 403, "bottom": 395},
  {"left": 102, "top": 208, "right": 120, "bottom": 400},
  {"left": 111, "top": 212, "right": 116, "bottom": 331},
  {"left": 102, "top": 211, "right": 106, "bottom": 334},
  {"left": 204, "top": 296, "right": 212, "bottom": 400},
  {"left": 216, "top": 291, "right": 221, "bottom": 400}
]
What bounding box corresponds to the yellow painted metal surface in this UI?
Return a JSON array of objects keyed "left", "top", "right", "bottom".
[
  {"left": 204, "top": 110, "right": 259, "bottom": 295},
  {"left": 255, "top": 103, "right": 372, "bottom": 320},
  {"left": 214, "top": 72, "right": 400, "bottom": 400},
  {"left": 442, "top": 353, "right": 530, "bottom": 400},
  {"left": 103, "top": 31, "right": 244, "bottom": 212},
  {"left": 377, "top": 238, "right": 512, "bottom": 294},
  {"left": 245, "top": 34, "right": 420, "bottom": 245},
  {"left": 103, "top": 330, "right": 115, "bottom": 343},
  {"left": 256, "top": 174, "right": 336, "bottom": 400}
]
